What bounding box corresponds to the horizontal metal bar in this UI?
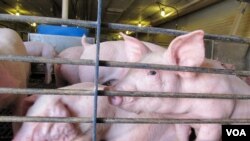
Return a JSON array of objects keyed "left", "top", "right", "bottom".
[
  {"left": 0, "top": 87, "right": 250, "bottom": 99},
  {"left": 0, "top": 55, "right": 249, "bottom": 76},
  {"left": 0, "top": 14, "right": 249, "bottom": 44},
  {"left": 0, "top": 14, "right": 97, "bottom": 28},
  {"left": 1, "top": 116, "right": 250, "bottom": 124},
  {"left": 106, "top": 23, "right": 250, "bottom": 44}
]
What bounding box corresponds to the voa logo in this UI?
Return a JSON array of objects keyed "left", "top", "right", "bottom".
[{"left": 226, "top": 129, "right": 246, "bottom": 136}]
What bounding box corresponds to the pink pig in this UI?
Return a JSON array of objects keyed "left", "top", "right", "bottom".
[
  {"left": 220, "top": 63, "right": 250, "bottom": 85},
  {"left": 109, "top": 30, "right": 250, "bottom": 141},
  {"left": 13, "top": 82, "right": 178, "bottom": 141},
  {"left": 54, "top": 46, "right": 83, "bottom": 87},
  {"left": 55, "top": 33, "right": 165, "bottom": 87},
  {"left": 0, "top": 28, "right": 30, "bottom": 132},
  {"left": 24, "top": 41, "right": 56, "bottom": 84},
  {"left": 79, "top": 33, "right": 165, "bottom": 86}
]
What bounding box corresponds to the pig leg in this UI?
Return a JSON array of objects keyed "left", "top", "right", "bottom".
[
  {"left": 44, "top": 63, "right": 53, "bottom": 84},
  {"left": 175, "top": 124, "right": 191, "bottom": 141},
  {"left": 195, "top": 124, "right": 221, "bottom": 141},
  {"left": 54, "top": 64, "right": 67, "bottom": 87}
]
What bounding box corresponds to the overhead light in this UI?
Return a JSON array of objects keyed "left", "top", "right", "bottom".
[
  {"left": 160, "top": 8, "right": 166, "bottom": 17},
  {"left": 118, "top": 34, "right": 122, "bottom": 39},
  {"left": 138, "top": 22, "right": 142, "bottom": 27},
  {"left": 157, "top": 2, "right": 178, "bottom": 18},
  {"left": 15, "top": 11, "right": 20, "bottom": 16},
  {"left": 31, "top": 22, "right": 37, "bottom": 27},
  {"left": 125, "top": 31, "right": 130, "bottom": 34}
]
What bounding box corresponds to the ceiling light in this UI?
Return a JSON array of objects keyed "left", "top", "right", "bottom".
[
  {"left": 125, "top": 31, "right": 129, "bottom": 34},
  {"left": 15, "top": 11, "right": 20, "bottom": 16},
  {"left": 138, "top": 22, "right": 142, "bottom": 27},
  {"left": 118, "top": 34, "right": 122, "bottom": 39},
  {"left": 157, "top": 2, "right": 178, "bottom": 18},
  {"left": 31, "top": 23, "right": 37, "bottom": 27},
  {"left": 160, "top": 8, "right": 166, "bottom": 17}
]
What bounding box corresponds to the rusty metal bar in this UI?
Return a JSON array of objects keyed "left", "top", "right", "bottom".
[
  {"left": 0, "top": 14, "right": 250, "bottom": 44},
  {"left": 0, "top": 55, "right": 249, "bottom": 76},
  {"left": 1, "top": 116, "right": 250, "bottom": 124},
  {"left": 0, "top": 88, "right": 250, "bottom": 99}
]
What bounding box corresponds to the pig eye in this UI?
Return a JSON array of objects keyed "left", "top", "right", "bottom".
[
  {"left": 148, "top": 70, "right": 157, "bottom": 76},
  {"left": 102, "top": 79, "right": 117, "bottom": 86}
]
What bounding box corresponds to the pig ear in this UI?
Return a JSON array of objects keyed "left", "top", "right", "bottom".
[
  {"left": 120, "top": 32, "right": 150, "bottom": 62},
  {"left": 165, "top": 30, "right": 205, "bottom": 67},
  {"left": 81, "top": 35, "right": 91, "bottom": 47}
]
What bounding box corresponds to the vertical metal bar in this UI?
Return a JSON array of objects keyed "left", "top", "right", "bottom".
[
  {"left": 93, "top": 0, "right": 102, "bottom": 141},
  {"left": 62, "top": 0, "right": 69, "bottom": 19},
  {"left": 230, "top": 2, "right": 248, "bottom": 35},
  {"left": 211, "top": 40, "right": 215, "bottom": 59}
]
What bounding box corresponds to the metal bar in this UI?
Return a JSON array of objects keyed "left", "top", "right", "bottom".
[
  {"left": 230, "top": 2, "right": 248, "bottom": 35},
  {"left": 1, "top": 116, "right": 250, "bottom": 124},
  {"left": 0, "top": 88, "right": 250, "bottom": 99},
  {"left": 62, "top": 0, "right": 69, "bottom": 20},
  {"left": 92, "top": 0, "right": 102, "bottom": 140},
  {"left": 0, "top": 14, "right": 97, "bottom": 28},
  {"left": 0, "top": 55, "right": 250, "bottom": 76},
  {"left": 0, "top": 14, "right": 250, "bottom": 44}
]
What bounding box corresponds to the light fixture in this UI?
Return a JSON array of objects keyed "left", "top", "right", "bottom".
[
  {"left": 160, "top": 8, "right": 166, "bottom": 17},
  {"left": 138, "top": 21, "right": 142, "bottom": 27},
  {"left": 156, "top": 2, "right": 178, "bottom": 18},
  {"left": 118, "top": 34, "right": 122, "bottom": 39},
  {"left": 31, "top": 22, "right": 37, "bottom": 27},
  {"left": 15, "top": 11, "right": 20, "bottom": 16},
  {"left": 125, "top": 30, "right": 129, "bottom": 34}
]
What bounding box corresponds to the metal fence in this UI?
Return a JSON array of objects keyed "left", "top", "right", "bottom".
[{"left": 0, "top": 0, "right": 250, "bottom": 140}]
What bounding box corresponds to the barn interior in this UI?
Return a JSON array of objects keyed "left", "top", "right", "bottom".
[{"left": 0, "top": 0, "right": 250, "bottom": 140}]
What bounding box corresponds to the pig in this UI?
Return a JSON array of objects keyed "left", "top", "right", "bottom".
[
  {"left": 220, "top": 63, "right": 250, "bottom": 85},
  {"left": 54, "top": 46, "right": 83, "bottom": 87},
  {"left": 55, "top": 33, "right": 165, "bottom": 87},
  {"left": 246, "top": 76, "right": 250, "bottom": 85},
  {"left": 79, "top": 33, "right": 165, "bottom": 86},
  {"left": 108, "top": 30, "right": 250, "bottom": 141},
  {"left": 54, "top": 35, "right": 91, "bottom": 87},
  {"left": 0, "top": 28, "right": 30, "bottom": 132},
  {"left": 24, "top": 41, "right": 56, "bottom": 84},
  {"left": 13, "top": 83, "right": 178, "bottom": 141}
]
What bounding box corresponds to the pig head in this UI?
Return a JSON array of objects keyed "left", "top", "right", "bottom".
[
  {"left": 13, "top": 83, "right": 113, "bottom": 141},
  {"left": 109, "top": 30, "right": 250, "bottom": 141},
  {"left": 55, "top": 33, "right": 165, "bottom": 87},
  {"left": 79, "top": 33, "right": 165, "bottom": 86}
]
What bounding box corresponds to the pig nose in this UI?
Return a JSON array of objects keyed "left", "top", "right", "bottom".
[{"left": 108, "top": 96, "right": 123, "bottom": 106}]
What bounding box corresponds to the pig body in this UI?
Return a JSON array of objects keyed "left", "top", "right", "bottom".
[
  {"left": 0, "top": 28, "right": 30, "bottom": 109},
  {"left": 14, "top": 83, "right": 177, "bottom": 141},
  {"left": 109, "top": 30, "right": 250, "bottom": 141},
  {"left": 24, "top": 41, "right": 56, "bottom": 84},
  {"left": 54, "top": 46, "right": 83, "bottom": 87},
  {"left": 0, "top": 28, "right": 30, "bottom": 132}
]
